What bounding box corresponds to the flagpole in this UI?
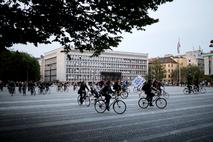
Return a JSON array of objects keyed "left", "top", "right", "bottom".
[{"left": 177, "top": 38, "right": 181, "bottom": 86}]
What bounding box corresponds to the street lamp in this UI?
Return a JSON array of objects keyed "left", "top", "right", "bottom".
[{"left": 209, "top": 40, "right": 213, "bottom": 47}]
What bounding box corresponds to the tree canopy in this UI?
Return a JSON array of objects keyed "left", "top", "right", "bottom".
[
  {"left": 0, "top": 51, "right": 40, "bottom": 81},
  {"left": 0, "top": 0, "right": 173, "bottom": 56},
  {"left": 148, "top": 60, "right": 166, "bottom": 81}
]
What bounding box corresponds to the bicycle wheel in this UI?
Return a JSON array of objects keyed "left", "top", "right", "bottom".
[
  {"left": 77, "top": 95, "right": 81, "bottom": 105},
  {"left": 94, "top": 100, "right": 106, "bottom": 113},
  {"left": 200, "top": 88, "right": 206, "bottom": 94},
  {"left": 120, "top": 91, "right": 128, "bottom": 99},
  {"left": 84, "top": 96, "right": 90, "bottom": 107},
  {"left": 155, "top": 98, "right": 167, "bottom": 109},
  {"left": 183, "top": 88, "right": 190, "bottom": 95},
  {"left": 113, "top": 100, "right": 126, "bottom": 114},
  {"left": 138, "top": 97, "right": 149, "bottom": 109}
]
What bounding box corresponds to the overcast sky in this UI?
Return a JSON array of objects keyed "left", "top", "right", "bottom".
[{"left": 11, "top": 0, "right": 213, "bottom": 58}]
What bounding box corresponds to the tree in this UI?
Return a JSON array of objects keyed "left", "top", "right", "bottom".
[
  {"left": 148, "top": 60, "right": 166, "bottom": 81},
  {"left": 0, "top": 51, "right": 40, "bottom": 81},
  {"left": 172, "top": 65, "right": 204, "bottom": 85},
  {"left": 0, "top": 0, "right": 173, "bottom": 56},
  {"left": 171, "top": 67, "right": 187, "bottom": 84}
]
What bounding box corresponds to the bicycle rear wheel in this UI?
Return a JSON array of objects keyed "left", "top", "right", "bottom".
[
  {"left": 77, "top": 95, "right": 90, "bottom": 107},
  {"left": 138, "top": 97, "right": 149, "bottom": 109},
  {"left": 120, "top": 91, "right": 128, "bottom": 99},
  {"left": 155, "top": 98, "right": 167, "bottom": 109},
  {"left": 200, "top": 88, "right": 206, "bottom": 94},
  {"left": 77, "top": 95, "right": 81, "bottom": 105},
  {"left": 113, "top": 100, "right": 126, "bottom": 114},
  {"left": 94, "top": 100, "right": 106, "bottom": 113},
  {"left": 84, "top": 96, "right": 90, "bottom": 107}
]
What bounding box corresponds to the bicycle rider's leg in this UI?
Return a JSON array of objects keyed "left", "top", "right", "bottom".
[
  {"left": 105, "top": 94, "right": 111, "bottom": 111},
  {"left": 80, "top": 92, "right": 83, "bottom": 104}
]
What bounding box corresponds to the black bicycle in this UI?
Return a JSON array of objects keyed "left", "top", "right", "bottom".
[
  {"left": 138, "top": 95, "right": 167, "bottom": 109},
  {"left": 94, "top": 94, "right": 126, "bottom": 114}
]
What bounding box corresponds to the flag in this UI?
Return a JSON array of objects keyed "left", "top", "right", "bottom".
[
  {"left": 132, "top": 75, "right": 146, "bottom": 87},
  {"left": 177, "top": 39, "right": 181, "bottom": 54}
]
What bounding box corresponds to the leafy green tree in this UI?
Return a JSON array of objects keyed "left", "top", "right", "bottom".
[
  {"left": 172, "top": 65, "right": 204, "bottom": 85},
  {"left": 0, "top": 0, "right": 173, "bottom": 55},
  {"left": 0, "top": 51, "right": 40, "bottom": 81},
  {"left": 148, "top": 60, "right": 166, "bottom": 81},
  {"left": 171, "top": 67, "right": 187, "bottom": 83}
]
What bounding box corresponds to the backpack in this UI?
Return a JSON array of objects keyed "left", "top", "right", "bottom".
[{"left": 142, "top": 83, "right": 148, "bottom": 91}]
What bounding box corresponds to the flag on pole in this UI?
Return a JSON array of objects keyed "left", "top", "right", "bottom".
[{"left": 177, "top": 39, "right": 181, "bottom": 54}]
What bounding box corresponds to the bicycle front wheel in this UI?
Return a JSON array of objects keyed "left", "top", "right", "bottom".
[
  {"left": 155, "top": 98, "right": 167, "bottom": 109},
  {"left": 138, "top": 97, "right": 149, "bottom": 109},
  {"left": 113, "top": 100, "right": 126, "bottom": 114},
  {"left": 94, "top": 100, "right": 106, "bottom": 113}
]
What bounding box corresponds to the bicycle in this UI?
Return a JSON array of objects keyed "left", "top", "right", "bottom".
[
  {"left": 183, "top": 85, "right": 206, "bottom": 95},
  {"left": 138, "top": 94, "right": 167, "bottom": 109},
  {"left": 77, "top": 92, "right": 90, "bottom": 107},
  {"left": 94, "top": 93, "right": 127, "bottom": 114}
]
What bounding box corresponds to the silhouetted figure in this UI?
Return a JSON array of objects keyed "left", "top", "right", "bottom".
[
  {"left": 78, "top": 81, "right": 89, "bottom": 104},
  {"left": 100, "top": 81, "right": 113, "bottom": 111},
  {"left": 142, "top": 80, "right": 155, "bottom": 106}
]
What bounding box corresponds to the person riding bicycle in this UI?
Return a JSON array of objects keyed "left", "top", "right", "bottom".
[
  {"left": 153, "top": 80, "right": 163, "bottom": 95},
  {"left": 78, "top": 81, "right": 90, "bottom": 104},
  {"left": 142, "top": 80, "right": 155, "bottom": 106},
  {"left": 89, "top": 83, "right": 99, "bottom": 99},
  {"left": 113, "top": 80, "right": 122, "bottom": 95},
  {"left": 100, "top": 80, "right": 113, "bottom": 111}
]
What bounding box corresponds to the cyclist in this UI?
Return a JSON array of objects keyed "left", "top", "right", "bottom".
[
  {"left": 113, "top": 80, "right": 122, "bottom": 95},
  {"left": 78, "top": 81, "right": 90, "bottom": 104},
  {"left": 100, "top": 80, "right": 113, "bottom": 111},
  {"left": 142, "top": 80, "right": 155, "bottom": 106},
  {"left": 89, "top": 82, "right": 99, "bottom": 98}
]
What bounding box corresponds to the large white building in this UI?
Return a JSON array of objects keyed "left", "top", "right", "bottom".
[{"left": 40, "top": 48, "right": 148, "bottom": 82}]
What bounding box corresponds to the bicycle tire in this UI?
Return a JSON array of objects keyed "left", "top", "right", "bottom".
[
  {"left": 77, "top": 95, "right": 81, "bottom": 105},
  {"left": 200, "top": 88, "right": 206, "bottom": 94},
  {"left": 113, "top": 100, "right": 126, "bottom": 114},
  {"left": 84, "top": 96, "right": 90, "bottom": 107},
  {"left": 121, "top": 91, "right": 128, "bottom": 99},
  {"left": 155, "top": 98, "right": 167, "bottom": 109},
  {"left": 183, "top": 88, "right": 189, "bottom": 95},
  {"left": 77, "top": 95, "right": 90, "bottom": 107},
  {"left": 138, "top": 97, "right": 149, "bottom": 109},
  {"left": 94, "top": 100, "right": 106, "bottom": 113}
]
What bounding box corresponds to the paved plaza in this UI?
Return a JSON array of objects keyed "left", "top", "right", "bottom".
[{"left": 0, "top": 86, "right": 213, "bottom": 142}]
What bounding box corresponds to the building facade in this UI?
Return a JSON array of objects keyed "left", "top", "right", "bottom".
[
  {"left": 183, "top": 50, "right": 204, "bottom": 72},
  {"left": 40, "top": 48, "right": 148, "bottom": 82},
  {"left": 149, "top": 57, "right": 178, "bottom": 84},
  {"left": 204, "top": 51, "right": 213, "bottom": 75}
]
